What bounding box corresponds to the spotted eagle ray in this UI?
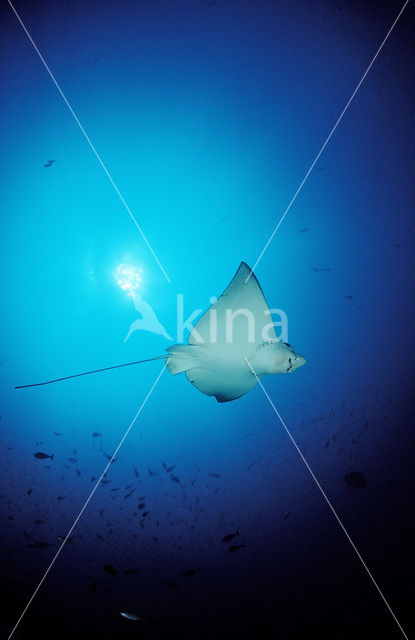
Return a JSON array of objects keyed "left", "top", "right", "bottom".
[{"left": 15, "top": 263, "right": 305, "bottom": 401}]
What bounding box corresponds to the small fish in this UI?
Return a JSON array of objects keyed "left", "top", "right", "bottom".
[
  {"left": 31, "top": 541, "right": 53, "bottom": 548},
  {"left": 52, "top": 432, "right": 62, "bottom": 436},
  {"left": 103, "top": 563, "right": 117, "bottom": 576},
  {"left": 162, "top": 578, "right": 178, "bottom": 589},
  {"left": 170, "top": 474, "right": 180, "bottom": 483},
  {"left": 44, "top": 160, "right": 55, "bottom": 168},
  {"left": 228, "top": 543, "right": 245, "bottom": 553},
  {"left": 342, "top": 295, "right": 353, "bottom": 299},
  {"left": 33, "top": 452, "right": 54, "bottom": 460},
  {"left": 68, "top": 457, "right": 77, "bottom": 463},
  {"left": 138, "top": 503, "right": 145, "bottom": 510},
  {"left": 183, "top": 567, "right": 201, "bottom": 577},
  {"left": 57, "top": 535, "right": 74, "bottom": 544},
  {"left": 27, "top": 489, "right": 33, "bottom": 495},
  {"left": 123, "top": 568, "right": 142, "bottom": 575},
  {"left": 120, "top": 611, "right": 145, "bottom": 621},
  {"left": 75, "top": 469, "right": 81, "bottom": 476},
  {"left": 92, "top": 432, "right": 102, "bottom": 438},
  {"left": 208, "top": 472, "right": 221, "bottom": 478},
  {"left": 310, "top": 266, "right": 320, "bottom": 273},
  {"left": 324, "top": 440, "right": 330, "bottom": 449},
  {"left": 133, "top": 466, "right": 139, "bottom": 478},
  {"left": 345, "top": 471, "right": 367, "bottom": 489},
  {"left": 124, "top": 489, "right": 134, "bottom": 499},
  {"left": 87, "top": 578, "right": 97, "bottom": 592},
  {"left": 57, "top": 496, "right": 64, "bottom": 501},
  {"left": 283, "top": 511, "right": 290, "bottom": 520},
  {"left": 320, "top": 267, "right": 332, "bottom": 271},
  {"left": 222, "top": 531, "right": 239, "bottom": 543},
  {"left": 141, "top": 510, "right": 149, "bottom": 517},
  {"left": 299, "top": 227, "right": 309, "bottom": 233}
]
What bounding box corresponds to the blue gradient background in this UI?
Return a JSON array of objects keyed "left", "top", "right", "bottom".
[{"left": 1, "top": 1, "right": 414, "bottom": 638}]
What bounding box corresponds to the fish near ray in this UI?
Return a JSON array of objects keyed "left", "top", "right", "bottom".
[{"left": 166, "top": 262, "right": 305, "bottom": 402}]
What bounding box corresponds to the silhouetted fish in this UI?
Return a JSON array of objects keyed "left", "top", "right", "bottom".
[
  {"left": 170, "top": 474, "right": 180, "bottom": 483},
  {"left": 44, "top": 160, "right": 55, "bottom": 168},
  {"left": 299, "top": 228, "right": 309, "bottom": 233},
  {"left": 92, "top": 432, "right": 102, "bottom": 438},
  {"left": 104, "top": 453, "right": 117, "bottom": 463},
  {"left": 162, "top": 578, "right": 178, "bottom": 589},
  {"left": 345, "top": 471, "right": 367, "bottom": 489},
  {"left": 342, "top": 295, "right": 353, "bottom": 299},
  {"left": 103, "top": 563, "right": 117, "bottom": 576},
  {"left": 183, "top": 567, "right": 201, "bottom": 577},
  {"left": 228, "top": 543, "right": 245, "bottom": 552},
  {"left": 57, "top": 535, "right": 74, "bottom": 544},
  {"left": 310, "top": 266, "right": 319, "bottom": 273},
  {"left": 87, "top": 578, "right": 97, "bottom": 592},
  {"left": 208, "top": 472, "right": 221, "bottom": 478},
  {"left": 123, "top": 567, "right": 141, "bottom": 575},
  {"left": 222, "top": 531, "right": 239, "bottom": 543},
  {"left": 33, "top": 452, "right": 54, "bottom": 460}
]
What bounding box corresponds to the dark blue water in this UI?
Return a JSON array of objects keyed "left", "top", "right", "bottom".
[{"left": 1, "top": 1, "right": 414, "bottom": 638}]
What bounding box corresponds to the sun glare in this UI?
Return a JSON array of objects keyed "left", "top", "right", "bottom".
[{"left": 114, "top": 263, "right": 142, "bottom": 296}]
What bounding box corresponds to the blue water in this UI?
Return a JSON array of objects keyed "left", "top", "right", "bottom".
[{"left": 1, "top": 1, "right": 414, "bottom": 638}]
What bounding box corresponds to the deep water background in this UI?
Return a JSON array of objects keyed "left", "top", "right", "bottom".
[{"left": 1, "top": 1, "right": 414, "bottom": 638}]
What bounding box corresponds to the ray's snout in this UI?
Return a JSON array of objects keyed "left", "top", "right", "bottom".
[{"left": 293, "top": 354, "right": 306, "bottom": 370}]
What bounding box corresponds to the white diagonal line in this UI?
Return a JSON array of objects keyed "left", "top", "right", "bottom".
[
  {"left": 245, "top": 357, "right": 409, "bottom": 640},
  {"left": 7, "top": 0, "right": 171, "bottom": 284},
  {"left": 246, "top": 0, "right": 410, "bottom": 283},
  {"left": 7, "top": 361, "right": 168, "bottom": 640}
]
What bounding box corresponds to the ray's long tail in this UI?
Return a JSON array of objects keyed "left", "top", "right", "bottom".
[{"left": 15, "top": 355, "right": 169, "bottom": 389}]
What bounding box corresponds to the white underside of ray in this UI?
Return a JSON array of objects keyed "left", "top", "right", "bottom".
[{"left": 166, "top": 263, "right": 279, "bottom": 402}]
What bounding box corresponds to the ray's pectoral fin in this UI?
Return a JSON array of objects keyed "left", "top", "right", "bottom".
[{"left": 185, "top": 366, "right": 259, "bottom": 403}]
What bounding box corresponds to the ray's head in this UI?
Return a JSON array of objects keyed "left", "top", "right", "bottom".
[
  {"left": 278, "top": 342, "right": 306, "bottom": 373},
  {"left": 251, "top": 340, "right": 306, "bottom": 376}
]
